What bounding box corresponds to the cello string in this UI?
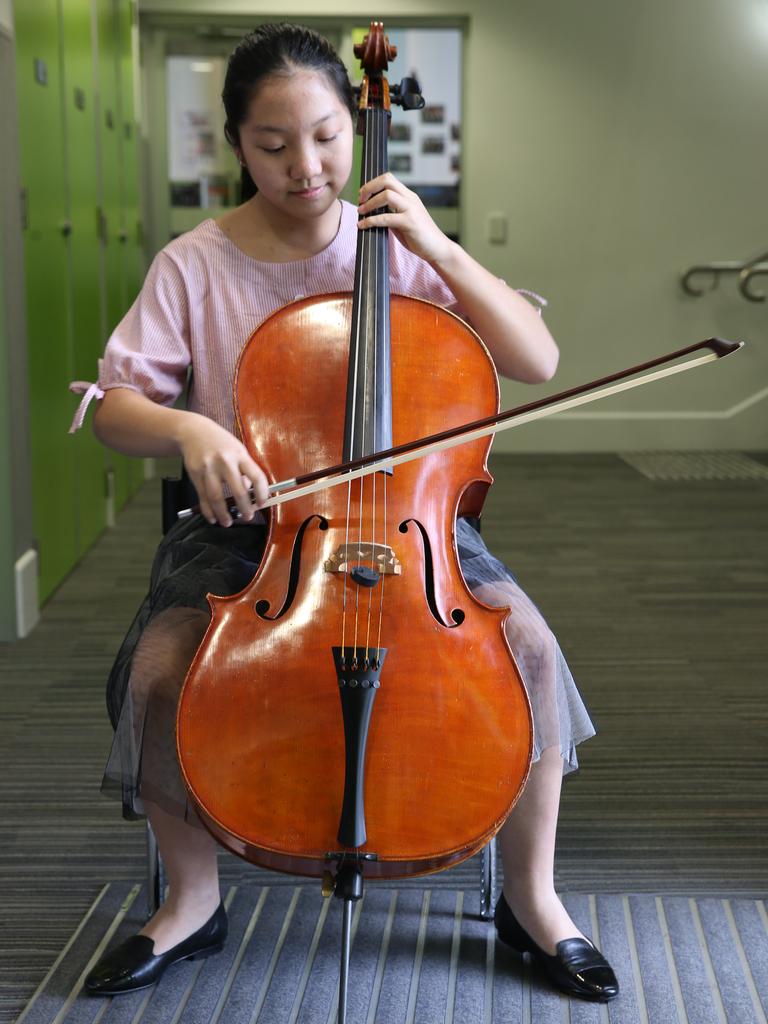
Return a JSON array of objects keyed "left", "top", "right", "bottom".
[
  {"left": 342, "top": 189, "right": 370, "bottom": 661},
  {"left": 363, "top": 104, "right": 386, "bottom": 665},
  {"left": 377, "top": 477, "right": 387, "bottom": 664},
  {"left": 353, "top": 105, "right": 375, "bottom": 662},
  {"left": 366, "top": 106, "right": 383, "bottom": 664},
  {"left": 377, "top": 107, "right": 390, "bottom": 662},
  {"left": 342, "top": 110, "right": 370, "bottom": 662},
  {"left": 364, "top": 105, "right": 381, "bottom": 665},
  {"left": 357, "top": 105, "right": 377, "bottom": 661},
  {"left": 376, "top": 110, "right": 387, "bottom": 663},
  {"left": 375, "top": 106, "right": 388, "bottom": 666}
]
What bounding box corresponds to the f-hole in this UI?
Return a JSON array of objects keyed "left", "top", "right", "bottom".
[
  {"left": 255, "top": 515, "right": 329, "bottom": 620},
  {"left": 399, "top": 519, "right": 465, "bottom": 628}
]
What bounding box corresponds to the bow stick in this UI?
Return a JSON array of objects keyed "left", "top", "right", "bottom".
[{"left": 179, "top": 337, "right": 742, "bottom": 520}]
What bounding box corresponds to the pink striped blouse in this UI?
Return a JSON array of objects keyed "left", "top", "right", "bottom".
[{"left": 69, "top": 200, "right": 473, "bottom": 433}]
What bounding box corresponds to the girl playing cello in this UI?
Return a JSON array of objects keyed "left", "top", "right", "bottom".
[{"left": 72, "top": 23, "right": 618, "bottom": 1003}]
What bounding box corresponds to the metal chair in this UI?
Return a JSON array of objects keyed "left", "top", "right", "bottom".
[{"left": 146, "top": 469, "right": 497, "bottom": 920}]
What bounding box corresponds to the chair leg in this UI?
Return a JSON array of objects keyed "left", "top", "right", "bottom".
[
  {"left": 146, "top": 821, "right": 166, "bottom": 917},
  {"left": 149, "top": 822, "right": 495, "bottom": 919},
  {"left": 479, "top": 837, "right": 497, "bottom": 920}
]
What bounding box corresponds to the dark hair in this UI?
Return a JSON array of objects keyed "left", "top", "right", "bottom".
[{"left": 223, "top": 23, "right": 357, "bottom": 201}]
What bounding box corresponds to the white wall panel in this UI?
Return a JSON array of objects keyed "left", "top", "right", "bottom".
[{"left": 138, "top": 0, "right": 768, "bottom": 451}]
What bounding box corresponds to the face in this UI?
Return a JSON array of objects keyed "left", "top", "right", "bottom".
[{"left": 237, "top": 69, "right": 354, "bottom": 220}]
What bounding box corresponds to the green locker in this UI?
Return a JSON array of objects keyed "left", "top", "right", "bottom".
[
  {"left": 96, "top": 0, "right": 122, "bottom": 335},
  {"left": 116, "top": 0, "right": 145, "bottom": 496},
  {"left": 118, "top": 0, "right": 142, "bottom": 309},
  {"left": 61, "top": 0, "right": 108, "bottom": 554},
  {"left": 14, "top": 0, "right": 77, "bottom": 601},
  {"left": 15, "top": 0, "right": 145, "bottom": 604},
  {"left": 95, "top": 0, "right": 137, "bottom": 511}
]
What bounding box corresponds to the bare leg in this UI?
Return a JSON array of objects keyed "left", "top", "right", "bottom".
[
  {"left": 126, "top": 606, "right": 220, "bottom": 954},
  {"left": 497, "top": 745, "right": 586, "bottom": 954},
  {"left": 469, "top": 580, "right": 589, "bottom": 954},
  {"left": 139, "top": 799, "right": 221, "bottom": 954}
]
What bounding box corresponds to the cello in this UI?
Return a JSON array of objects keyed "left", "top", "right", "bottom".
[{"left": 177, "top": 22, "right": 533, "bottom": 1019}]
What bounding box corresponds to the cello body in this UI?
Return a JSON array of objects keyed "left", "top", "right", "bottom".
[{"left": 177, "top": 294, "right": 532, "bottom": 878}]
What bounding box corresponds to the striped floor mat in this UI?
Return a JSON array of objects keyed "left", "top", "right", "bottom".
[{"left": 17, "top": 884, "right": 768, "bottom": 1024}]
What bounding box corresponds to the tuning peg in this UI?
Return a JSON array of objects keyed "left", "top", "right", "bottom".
[{"left": 393, "top": 77, "right": 425, "bottom": 110}]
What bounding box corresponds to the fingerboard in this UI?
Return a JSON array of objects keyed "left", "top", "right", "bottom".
[{"left": 343, "top": 106, "right": 392, "bottom": 466}]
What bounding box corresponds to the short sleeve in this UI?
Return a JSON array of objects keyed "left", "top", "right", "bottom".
[{"left": 99, "top": 250, "right": 192, "bottom": 406}]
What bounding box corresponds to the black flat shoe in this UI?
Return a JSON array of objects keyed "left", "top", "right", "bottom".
[
  {"left": 494, "top": 894, "right": 619, "bottom": 1002},
  {"left": 84, "top": 902, "right": 228, "bottom": 996}
]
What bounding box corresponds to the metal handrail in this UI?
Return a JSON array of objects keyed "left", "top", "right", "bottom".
[
  {"left": 739, "top": 262, "right": 768, "bottom": 302},
  {"left": 681, "top": 247, "right": 768, "bottom": 298}
]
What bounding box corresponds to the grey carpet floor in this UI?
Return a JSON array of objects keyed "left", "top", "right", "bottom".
[
  {"left": 3, "top": 453, "right": 767, "bottom": 1022},
  {"left": 17, "top": 883, "right": 768, "bottom": 1024}
]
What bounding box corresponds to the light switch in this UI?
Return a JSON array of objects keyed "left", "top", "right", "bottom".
[{"left": 487, "top": 212, "right": 508, "bottom": 244}]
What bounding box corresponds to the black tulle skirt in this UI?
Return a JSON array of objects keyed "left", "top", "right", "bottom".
[{"left": 102, "top": 515, "right": 595, "bottom": 822}]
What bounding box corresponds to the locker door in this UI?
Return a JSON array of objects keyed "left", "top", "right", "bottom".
[
  {"left": 118, "top": 0, "right": 143, "bottom": 309},
  {"left": 116, "top": 0, "right": 145, "bottom": 496},
  {"left": 96, "top": 0, "right": 134, "bottom": 512},
  {"left": 62, "top": 0, "right": 107, "bottom": 553},
  {"left": 15, "top": 0, "right": 77, "bottom": 601}
]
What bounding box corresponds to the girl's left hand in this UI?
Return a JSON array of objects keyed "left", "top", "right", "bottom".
[{"left": 358, "top": 173, "right": 453, "bottom": 266}]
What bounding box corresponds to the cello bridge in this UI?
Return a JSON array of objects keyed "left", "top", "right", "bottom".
[{"left": 324, "top": 543, "right": 401, "bottom": 576}]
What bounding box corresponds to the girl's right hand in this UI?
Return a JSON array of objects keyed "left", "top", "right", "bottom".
[{"left": 177, "top": 413, "right": 269, "bottom": 527}]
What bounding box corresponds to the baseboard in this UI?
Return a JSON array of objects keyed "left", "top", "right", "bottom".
[{"left": 14, "top": 548, "right": 39, "bottom": 638}]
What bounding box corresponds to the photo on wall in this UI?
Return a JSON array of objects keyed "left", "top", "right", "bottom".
[
  {"left": 422, "top": 135, "right": 445, "bottom": 154},
  {"left": 421, "top": 104, "right": 445, "bottom": 124}
]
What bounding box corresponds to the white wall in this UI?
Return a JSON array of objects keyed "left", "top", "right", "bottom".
[{"left": 140, "top": 0, "right": 768, "bottom": 452}]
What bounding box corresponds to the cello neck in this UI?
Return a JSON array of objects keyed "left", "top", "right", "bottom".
[
  {"left": 343, "top": 100, "right": 393, "bottom": 464},
  {"left": 343, "top": 22, "right": 400, "bottom": 466}
]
